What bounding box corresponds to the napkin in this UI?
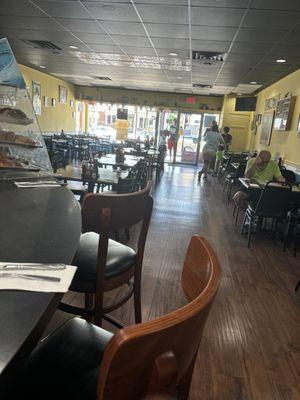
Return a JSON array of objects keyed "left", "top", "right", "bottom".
[
  {"left": 0, "top": 263, "right": 77, "bottom": 293},
  {"left": 14, "top": 180, "right": 62, "bottom": 188}
]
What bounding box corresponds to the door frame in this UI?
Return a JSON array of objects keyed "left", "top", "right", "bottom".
[{"left": 173, "top": 111, "right": 204, "bottom": 166}]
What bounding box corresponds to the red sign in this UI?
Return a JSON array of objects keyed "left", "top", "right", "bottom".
[{"left": 186, "top": 97, "right": 196, "bottom": 104}]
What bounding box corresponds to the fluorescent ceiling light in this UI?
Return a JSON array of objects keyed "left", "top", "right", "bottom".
[
  {"left": 102, "top": 5, "right": 115, "bottom": 10},
  {"left": 276, "top": 59, "right": 286, "bottom": 63},
  {"left": 69, "top": 45, "right": 78, "bottom": 49},
  {"left": 250, "top": 81, "right": 257, "bottom": 84},
  {"left": 40, "top": 65, "right": 46, "bottom": 69},
  {"left": 169, "top": 52, "right": 179, "bottom": 56}
]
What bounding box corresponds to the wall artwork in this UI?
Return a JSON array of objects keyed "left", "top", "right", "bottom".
[
  {"left": 70, "top": 99, "right": 74, "bottom": 108},
  {"left": 260, "top": 111, "right": 275, "bottom": 146},
  {"left": 256, "top": 114, "right": 262, "bottom": 124},
  {"left": 52, "top": 98, "right": 56, "bottom": 107},
  {"left": 59, "top": 85, "right": 67, "bottom": 104},
  {"left": 72, "top": 111, "right": 76, "bottom": 119},
  {"left": 32, "top": 81, "right": 41, "bottom": 115},
  {"left": 44, "top": 96, "right": 49, "bottom": 107}
]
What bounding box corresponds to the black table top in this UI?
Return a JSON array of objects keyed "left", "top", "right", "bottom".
[{"left": 0, "top": 182, "right": 81, "bottom": 392}]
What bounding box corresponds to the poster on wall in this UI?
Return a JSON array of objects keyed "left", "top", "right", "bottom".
[
  {"left": 260, "top": 111, "right": 274, "bottom": 146},
  {"left": 0, "top": 38, "right": 26, "bottom": 88},
  {"left": 32, "top": 80, "right": 41, "bottom": 115},
  {"left": 59, "top": 85, "right": 67, "bottom": 104}
]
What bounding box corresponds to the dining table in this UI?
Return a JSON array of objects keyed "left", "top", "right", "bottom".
[
  {"left": 239, "top": 177, "right": 300, "bottom": 206},
  {"left": 96, "top": 153, "right": 142, "bottom": 169},
  {"left": 55, "top": 164, "right": 129, "bottom": 192},
  {"left": 0, "top": 179, "right": 81, "bottom": 396}
]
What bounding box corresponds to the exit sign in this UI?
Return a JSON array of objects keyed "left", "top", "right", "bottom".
[{"left": 186, "top": 97, "right": 196, "bottom": 104}]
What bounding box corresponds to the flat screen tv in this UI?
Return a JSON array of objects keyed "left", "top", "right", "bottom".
[
  {"left": 235, "top": 97, "right": 257, "bottom": 112},
  {"left": 117, "top": 108, "right": 128, "bottom": 120}
]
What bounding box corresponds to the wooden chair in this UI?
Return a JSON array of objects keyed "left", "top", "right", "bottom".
[
  {"left": 58, "top": 182, "right": 153, "bottom": 327},
  {"left": 16, "top": 236, "right": 221, "bottom": 400}
]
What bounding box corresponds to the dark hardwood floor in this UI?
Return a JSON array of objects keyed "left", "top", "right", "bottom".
[{"left": 45, "top": 165, "right": 300, "bottom": 400}]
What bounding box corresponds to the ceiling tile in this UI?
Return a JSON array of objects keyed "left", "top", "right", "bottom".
[
  {"left": 100, "top": 21, "right": 145, "bottom": 36},
  {"left": 83, "top": 2, "right": 139, "bottom": 22},
  {"left": 236, "top": 28, "right": 288, "bottom": 43},
  {"left": 243, "top": 10, "right": 300, "bottom": 29},
  {"left": 136, "top": 4, "right": 188, "bottom": 24},
  {"left": 191, "top": 7, "right": 245, "bottom": 27},
  {"left": 34, "top": 1, "right": 92, "bottom": 19},
  {"left": 145, "top": 23, "right": 189, "bottom": 39}
]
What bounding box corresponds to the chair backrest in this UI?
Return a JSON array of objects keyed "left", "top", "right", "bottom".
[
  {"left": 81, "top": 181, "right": 153, "bottom": 233},
  {"left": 96, "top": 236, "right": 221, "bottom": 400},
  {"left": 234, "top": 163, "right": 246, "bottom": 179},
  {"left": 280, "top": 168, "right": 296, "bottom": 184},
  {"left": 255, "top": 181, "right": 292, "bottom": 216}
]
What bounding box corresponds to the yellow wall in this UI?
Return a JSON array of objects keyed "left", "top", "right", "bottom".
[
  {"left": 221, "top": 95, "right": 253, "bottom": 152},
  {"left": 19, "top": 64, "right": 76, "bottom": 133},
  {"left": 249, "top": 68, "right": 300, "bottom": 167},
  {"left": 76, "top": 85, "right": 223, "bottom": 112}
]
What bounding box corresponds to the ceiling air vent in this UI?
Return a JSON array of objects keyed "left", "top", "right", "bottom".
[
  {"left": 193, "top": 83, "right": 212, "bottom": 89},
  {"left": 96, "top": 76, "right": 112, "bottom": 81},
  {"left": 21, "top": 40, "right": 62, "bottom": 52},
  {"left": 192, "top": 51, "right": 226, "bottom": 63}
]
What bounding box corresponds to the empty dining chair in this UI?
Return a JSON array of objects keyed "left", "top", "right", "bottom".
[
  {"left": 16, "top": 235, "right": 221, "bottom": 400},
  {"left": 58, "top": 182, "right": 153, "bottom": 327}
]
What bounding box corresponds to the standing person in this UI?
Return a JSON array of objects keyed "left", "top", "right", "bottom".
[
  {"left": 222, "top": 126, "right": 232, "bottom": 151},
  {"left": 168, "top": 118, "right": 177, "bottom": 161},
  {"left": 204, "top": 120, "right": 218, "bottom": 136},
  {"left": 60, "top": 129, "right": 66, "bottom": 139},
  {"left": 198, "top": 124, "right": 225, "bottom": 181}
]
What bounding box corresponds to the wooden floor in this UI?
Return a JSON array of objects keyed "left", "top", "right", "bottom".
[{"left": 46, "top": 164, "right": 300, "bottom": 400}]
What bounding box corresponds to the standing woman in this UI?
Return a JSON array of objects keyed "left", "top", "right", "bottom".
[{"left": 198, "top": 124, "right": 224, "bottom": 181}]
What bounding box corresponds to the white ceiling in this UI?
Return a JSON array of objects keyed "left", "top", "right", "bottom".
[{"left": 1, "top": 0, "right": 300, "bottom": 95}]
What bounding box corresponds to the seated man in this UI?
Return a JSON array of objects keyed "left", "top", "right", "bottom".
[{"left": 233, "top": 150, "right": 285, "bottom": 210}]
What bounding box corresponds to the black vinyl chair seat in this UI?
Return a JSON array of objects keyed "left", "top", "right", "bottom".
[
  {"left": 72, "top": 232, "right": 136, "bottom": 288},
  {"left": 19, "top": 318, "right": 113, "bottom": 400}
]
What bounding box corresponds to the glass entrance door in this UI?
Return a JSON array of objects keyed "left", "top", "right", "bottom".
[
  {"left": 199, "top": 113, "right": 220, "bottom": 153},
  {"left": 176, "top": 113, "right": 202, "bottom": 164}
]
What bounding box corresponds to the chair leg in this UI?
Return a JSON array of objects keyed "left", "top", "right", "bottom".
[
  {"left": 177, "top": 353, "right": 198, "bottom": 400},
  {"left": 247, "top": 216, "right": 252, "bottom": 248},
  {"left": 84, "top": 293, "right": 94, "bottom": 323},
  {"left": 134, "top": 275, "right": 142, "bottom": 324},
  {"left": 235, "top": 207, "right": 240, "bottom": 226},
  {"left": 241, "top": 212, "right": 247, "bottom": 235}
]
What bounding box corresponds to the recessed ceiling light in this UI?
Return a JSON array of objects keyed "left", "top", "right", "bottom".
[
  {"left": 40, "top": 65, "right": 46, "bottom": 69},
  {"left": 276, "top": 59, "right": 286, "bottom": 63},
  {"left": 237, "top": 93, "right": 242, "bottom": 95},
  {"left": 169, "top": 52, "right": 179, "bottom": 56},
  {"left": 250, "top": 81, "right": 257, "bottom": 84},
  {"left": 177, "top": 76, "right": 182, "bottom": 79},
  {"left": 102, "top": 5, "right": 115, "bottom": 11},
  {"left": 69, "top": 45, "right": 78, "bottom": 49}
]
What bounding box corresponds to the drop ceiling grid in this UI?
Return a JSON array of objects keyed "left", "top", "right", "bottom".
[{"left": 0, "top": 0, "right": 299, "bottom": 94}]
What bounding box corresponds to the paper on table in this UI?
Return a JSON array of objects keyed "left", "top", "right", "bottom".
[
  {"left": 0, "top": 264, "right": 77, "bottom": 292},
  {"left": 14, "top": 181, "right": 62, "bottom": 188}
]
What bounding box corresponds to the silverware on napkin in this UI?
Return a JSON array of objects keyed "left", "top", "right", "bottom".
[
  {"left": 0, "top": 264, "right": 66, "bottom": 271},
  {"left": 0, "top": 273, "right": 61, "bottom": 282}
]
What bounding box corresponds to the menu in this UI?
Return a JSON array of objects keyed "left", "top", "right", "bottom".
[{"left": 0, "top": 38, "right": 52, "bottom": 177}]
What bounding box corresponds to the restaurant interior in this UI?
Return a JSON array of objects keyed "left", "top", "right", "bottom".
[{"left": 0, "top": 1, "right": 300, "bottom": 399}]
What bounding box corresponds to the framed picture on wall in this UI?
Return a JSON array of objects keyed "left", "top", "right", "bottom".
[
  {"left": 59, "top": 85, "right": 67, "bottom": 104},
  {"left": 297, "top": 115, "right": 300, "bottom": 132},
  {"left": 72, "top": 111, "right": 76, "bottom": 119},
  {"left": 260, "top": 111, "right": 275, "bottom": 146},
  {"left": 44, "top": 96, "right": 49, "bottom": 107},
  {"left": 70, "top": 99, "right": 74, "bottom": 108},
  {"left": 52, "top": 98, "right": 56, "bottom": 107},
  {"left": 32, "top": 81, "right": 41, "bottom": 115},
  {"left": 256, "top": 114, "right": 262, "bottom": 125}
]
